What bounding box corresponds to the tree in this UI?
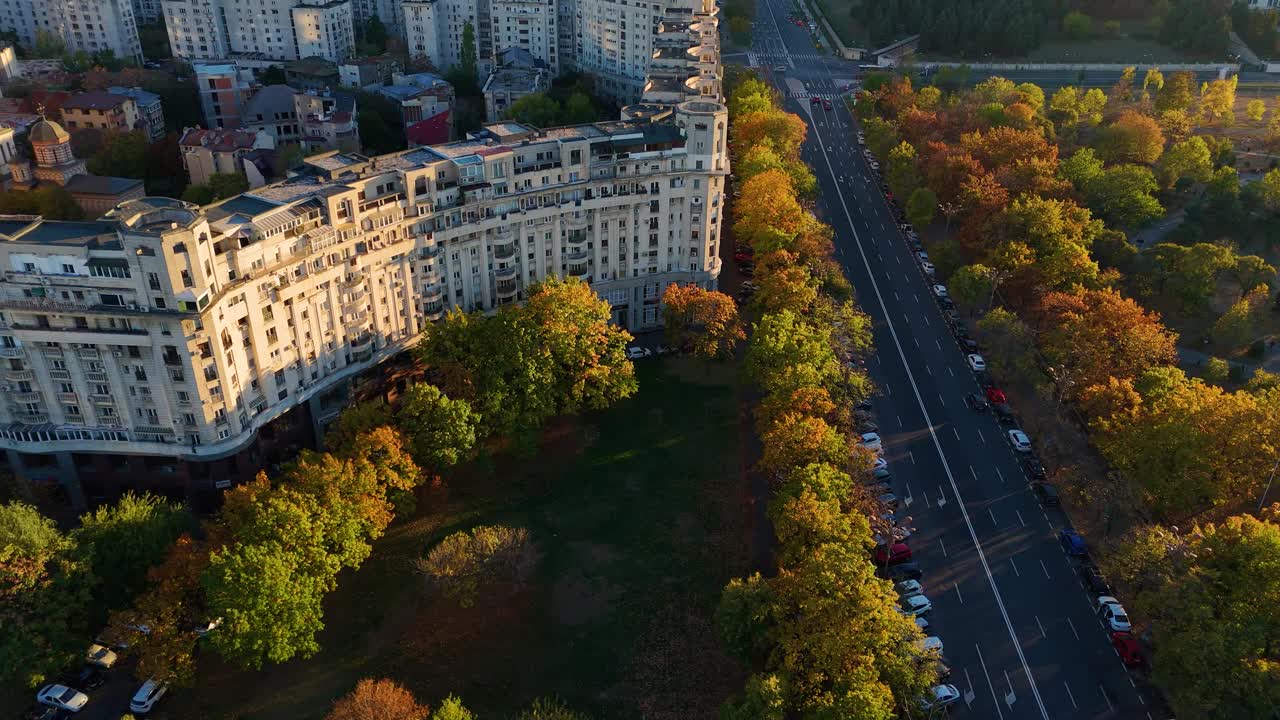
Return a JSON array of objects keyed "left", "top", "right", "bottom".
[
  {"left": 728, "top": 76, "right": 775, "bottom": 117},
  {"left": 1111, "top": 65, "right": 1137, "bottom": 104},
  {"left": 1199, "top": 75, "right": 1238, "bottom": 124},
  {"left": 327, "top": 678, "right": 430, "bottom": 720},
  {"left": 1083, "top": 165, "right": 1164, "bottom": 229},
  {"left": 277, "top": 453, "right": 393, "bottom": 569},
  {"left": 1269, "top": 96, "right": 1280, "bottom": 139},
  {"left": 975, "top": 307, "right": 1042, "bottom": 386},
  {"left": 746, "top": 310, "right": 843, "bottom": 400},
  {"left": 860, "top": 116, "right": 899, "bottom": 159},
  {"left": 1095, "top": 110, "right": 1165, "bottom": 165},
  {"left": 1212, "top": 284, "right": 1271, "bottom": 348},
  {"left": 87, "top": 131, "right": 148, "bottom": 178},
  {"left": 358, "top": 110, "right": 396, "bottom": 154},
  {"left": 885, "top": 141, "right": 920, "bottom": 198},
  {"left": 504, "top": 93, "right": 562, "bottom": 127},
  {"left": 986, "top": 196, "right": 1103, "bottom": 293},
  {"left": 1060, "top": 147, "right": 1104, "bottom": 189},
  {"left": 1247, "top": 98, "right": 1267, "bottom": 123},
  {"left": 1144, "top": 242, "right": 1242, "bottom": 309},
  {"left": 1156, "top": 136, "right": 1213, "bottom": 189},
  {"left": 208, "top": 172, "right": 249, "bottom": 200},
  {"left": 733, "top": 169, "right": 806, "bottom": 252},
  {"left": 1049, "top": 86, "right": 1107, "bottom": 130},
  {"left": 949, "top": 264, "right": 994, "bottom": 311},
  {"left": 517, "top": 698, "right": 590, "bottom": 720},
  {"left": 362, "top": 16, "right": 388, "bottom": 53},
  {"left": 394, "top": 383, "right": 478, "bottom": 478},
  {"left": 1247, "top": 168, "right": 1280, "bottom": 213},
  {"left": 434, "top": 696, "right": 475, "bottom": 720},
  {"left": 1064, "top": 11, "right": 1095, "bottom": 39},
  {"left": 1203, "top": 356, "right": 1230, "bottom": 382},
  {"left": 0, "top": 503, "right": 93, "bottom": 687},
  {"left": 752, "top": 252, "right": 820, "bottom": 315},
  {"left": 561, "top": 92, "right": 597, "bottom": 124},
  {"left": 261, "top": 65, "right": 287, "bottom": 85},
  {"left": 415, "top": 525, "right": 534, "bottom": 607},
  {"left": 960, "top": 126, "right": 1058, "bottom": 172},
  {"left": 733, "top": 110, "right": 808, "bottom": 159},
  {"left": 905, "top": 187, "right": 937, "bottom": 227},
  {"left": 717, "top": 572, "right": 775, "bottom": 662},
  {"left": 720, "top": 674, "right": 786, "bottom": 720},
  {"left": 71, "top": 492, "right": 193, "bottom": 610},
  {"left": 325, "top": 399, "right": 394, "bottom": 450},
  {"left": 758, "top": 413, "right": 848, "bottom": 479},
  {"left": 661, "top": 284, "right": 746, "bottom": 358},
  {"left": 1156, "top": 71, "right": 1197, "bottom": 114}
]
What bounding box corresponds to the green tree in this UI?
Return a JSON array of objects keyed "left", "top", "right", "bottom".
[
  {"left": 0, "top": 501, "right": 65, "bottom": 555},
  {"left": 746, "top": 310, "right": 843, "bottom": 400},
  {"left": 885, "top": 141, "right": 920, "bottom": 198},
  {"left": 504, "top": 93, "right": 562, "bottom": 127},
  {"left": 1064, "top": 11, "right": 1094, "bottom": 39},
  {"left": 561, "top": 92, "right": 597, "bottom": 124},
  {"left": 861, "top": 116, "right": 899, "bottom": 159},
  {"left": 1111, "top": 65, "right": 1136, "bottom": 103},
  {"left": 261, "top": 65, "right": 287, "bottom": 85},
  {"left": 71, "top": 492, "right": 193, "bottom": 610},
  {"left": 395, "top": 383, "right": 479, "bottom": 476},
  {"left": 358, "top": 110, "right": 396, "bottom": 154},
  {"left": 517, "top": 698, "right": 590, "bottom": 720},
  {"left": 905, "top": 186, "right": 937, "bottom": 227},
  {"left": 447, "top": 21, "right": 479, "bottom": 95},
  {"left": 1083, "top": 164, "right": 1164, "bottom": 229},
  {"left": 717, "top": 572, "right": 775, "bottom": 662},
  {"left": 273, "top": 142, "right": 305, "bottom": 176},
  {"left": 433, "top": 696, "right": 475, "bottom": 720},
  {"left": 416, "top": 525, "right": 534, "bottom": 607},
  {"left": 1156, "top": 71, "right": 1197, "bottom": 114},
  {"left": 976, "top": 307, "right": 1042, "bottom": 385},
  {"left": 1203, "top": 356, "right": 1230, "bottom": 382},
  {"left": 1060, "top": 147, "right": 1104, "bottom": 189},
  {"left": 1156, "top": 136, "right": 1213, "bottom": 189},
  {"left": 362, "top": 16, "right": 388, "bottom": 53},
  {"left": 180, "top": 184, "right": 214, "bottom": 205},
  {"left": 208, "top": 172, "right": 249, "bottom": 200},
  {"left": 324, "top": 398, "right": 394, "bottom": 450},
  {"left": 87, "top": 130, "right": 149, "bottom": 178},
  {"left": 1199, "top": 75, "right": 1238, "bottom": 124},
  {"left": 720, "top": 674, "right": 786, "bottom": 720},
  {"left": 949, "top": 264, "right": 994, "bottom": 311}
]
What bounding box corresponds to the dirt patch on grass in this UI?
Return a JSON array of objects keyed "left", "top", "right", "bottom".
[{"left": 552, "top": 572, "right": 622, "bottom": 626}]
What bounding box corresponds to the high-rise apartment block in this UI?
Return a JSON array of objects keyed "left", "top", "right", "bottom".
[
  {"left": 0, "top": 98, "right": 727, "bottom": 501},
  {"left": 16, "top": 0, "right": 144, "bottom": 64},
  {"left": 162, "top": 0, "right": 355, "bottom": 63}
]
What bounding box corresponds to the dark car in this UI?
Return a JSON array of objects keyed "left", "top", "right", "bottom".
[
  {"left": 823, "top": 98, "right": 833, "bottom": 110},
  {"left": 939, "top": 297, "right": 955, "bottom": 310},
  {"left": 1032, "top": 482, "right": 1060, "bottom": 507},
  {"left": 23, "top": 706, "right": 70, "bottom": 720},
  {"left": 961, "top": 338, "right": 979, "bottom": 352},
  {"left": 1023, "top": 457, "right": 1047, "bottom": 481},
  {"left": 1081, "top": 564, "right": 1112, "bottom": 595},
  {"left": 993, "top": 403, "right": 1016, "bottom": 424},
  {"left": 856, "top": 400, "right": 873, "bottom": 412},
  {"left": 964, "top": 393, "right": 989, "bottom": 411},
  {"left": 58, "top": 666, "right": 105, "bottom": 692},
  {"left": 944, "top": 309, "right": 962, "bottom": 326},
  {"left": 877, "top": 562, "right": 923, "bottom": 581},
  {"left": 733, "top": 251, "right": 753, "bottom": 263},
  {"left": 810, "top": 95, "right": 821, "bottom": 105}
]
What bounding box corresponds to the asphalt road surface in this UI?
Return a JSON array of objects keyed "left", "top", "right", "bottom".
[{"left": 742, "top": 5, "right": 1170, "bottom": 719}]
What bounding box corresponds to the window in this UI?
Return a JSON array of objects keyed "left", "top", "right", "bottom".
[
  {"left": 89, "top": 264, "right": 131, "bottom": 279},
  {"left": 62, "top": 263, "right": 75, "bottom": 274}
]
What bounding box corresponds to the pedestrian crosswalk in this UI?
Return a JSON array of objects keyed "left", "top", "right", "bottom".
[
  {"left": 786, "top": 91, "right": 849, "bottom": 100},
  {"left": 746, "top": 51, "right": 834, "bottom": 66}
]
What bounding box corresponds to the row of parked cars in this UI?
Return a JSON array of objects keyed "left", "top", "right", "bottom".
[{"left": 851, "top": 401, "right": 961, "bottom": 713}]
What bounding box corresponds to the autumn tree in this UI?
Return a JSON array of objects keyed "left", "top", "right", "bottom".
[
  {"left": 661, "top": 283, "right": 746, "bottom": 358},
  {"left": 975, "top": 308, "right": 1042, "bottom": 386},
  {"left": 1156, "top": 136, "right": 1213, "bottom": 189},
  {"left": 327, "top": 679, "right": 430, "bottom": 720},
  {"left": 733, "top": 169, "right": 806, "bottom": 252},
  {"left": 1198, "top": 75, "right": 1238, "bottom": 124},
  {"left": 415, "top": 525, "right": 535, "bottom": 607},
  {"left": 1156, "top": 71, "right": 1197, "bottom": 114},
  {"left": 1095, "top": 110, "right": 1165, "bottom": 165},
  {"left": 733, "top": 110, "right": 807, "bottom": 158},
  {"left": 737, "top": 142, "right": 817, "bottom": 198},
  {"left": 884, "top": 141, "right": 920, "bottom": 198},
  {"left": 1247, "top": 98, "right": 1267, "bottom": 122},
  {"left": 324, "top": 398, "right": 394, "bottom": 450},
  {"left": 758, "top": 413, "right": 848, "bottom": 478},
  {"left": 1212, "top": 284, "right": 1271, "bottom": 348},
  {"left": 986, "top": 196, "right": 1103, "bottom": 293},
  {"left": 746, "top": 310, "right": 843, "bottom": 400},
  {"left": 750, "top": 251, "right": 820, "bottom": 315},
  {"left": 960, "top": 126, "right": 1058, "bottom": 172},
  {"left": 1048, "top": 86, "right": 1107, "bottom": 131},
  {"left": 949, "top": 264, "right": 994, "bottom": 311}
]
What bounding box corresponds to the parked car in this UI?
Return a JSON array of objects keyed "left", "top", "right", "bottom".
[
  {"left": 1032, "top": 482, "right": 1060, "bottom": 507},
  {"left": 872, "top": 466, "right": 893, "bottom": 481},
  {"left": 1080, "top": 564, "right": 1112, "bottom": 595},
  {"left": 915, "top": 251, "right": 930, "bottom": 264},
  {"left": 733, "top": 251, "right": 753, "bottom": 263},
  {"left": 986, "top": 386, "right": 1008, "bottom": 404},
  {"left": 1007, "top": 429, "right": 1032, "bottom": 452},
  {"left": 900, "top": 593, "right": 933, "bottom": 616},
  {"left": 919, "top": 684, "right": 962, "bottom": 711},
  {"left": 896, "top": 579, "right": 924, "bottom": 597},
  {"left": 965, "top": 393, "right": 990, "bottom": 411},
  {"left": 944, "top": 309, "right": 962, "bottom": 327},
  {"left": 626, "top": 346, "right": 651, "bottom": 360},
  {"left": 1059, "top": 529, "right": 1088, "bottom": 556},
  {"left": 859, "top": 432, "right": 883, "bottom": 452},
  {"left": 1023, "top": 457, "right": 1047, "bottom": 481},
  {"left": 22, "top": 706, "right": 70, "bottom": 720},
  {"left": 84, "top": 643, "right": 117, "bottom": 670},
  {"left": 874, "top": 543, "right": 913, "bottom": 565},
  {"left": 36, "top": 685, "right": 88, "bottom": 713},
  {"left": 58, "top": 667, "right": 104, "bottom": 693},
  {"left": 1096, "top": 597, "right": 1133, "bottom": 632},
  {"left": 932, "top": 284, "right": 949, "bottom": 298},
  {"left": 130, "top": 679, "right": 168, "bottom": 714},
  {"left": 877, "top": 492, "right": 899, "bottom": 509},
  {"left": 966, "top": 354, "right": 987, "bottom": 372},
  {"left": 878, "top": 562, "right": 923, "bottom": 581},
  {"left": 1112, "top": 632, "right": 1143, "bottom": 666},
  {"left": 916, "top": 636, "right": 944, "bottom": 655},
  {"left": 993, "top": 403, "right": 1016, "bottom": 424}
]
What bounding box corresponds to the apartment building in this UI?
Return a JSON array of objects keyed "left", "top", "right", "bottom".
[
  {"left": 162, "top": 0, "right": 354, "bottom": 62},
  {"left": 108, "top": 87, "right": 166, "bottom": 142},
  {"left": 194, "top": 63, "right": 257, "bottom": 130},
  {"left": 178, "top": 127, "right": 271, "bottom": 187},
  {"left": 403, "top": 0, "right": 473, "bottom": 73},
  {"left": 59, "top": 91, "right": 143, "bottom": 135},
  {"left": 0, "top": 98, "right": 727, "bottom": 501},
  {"left": 32, "top": 0, "right": 143, "bottom": 65},
  {"left": 490, "top": 0, "right": 559, "bottom": 73}
]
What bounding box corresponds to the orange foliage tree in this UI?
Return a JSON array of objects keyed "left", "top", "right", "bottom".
[{"left": 661, "top": 283, "right": 745, "bottom": 360}]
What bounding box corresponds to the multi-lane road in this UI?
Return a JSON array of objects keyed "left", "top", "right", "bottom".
[{"left": 740, "top": 4, "right": 1168, "bottom": 719}]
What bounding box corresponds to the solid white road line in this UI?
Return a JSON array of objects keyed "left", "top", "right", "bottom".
[
  {"left": 954, "top": 427, "right": 961, "bottom": 440},
  {"left": 995, "top": 467, "right": 1003, "bottom": 482},
  {"left": 1040, "top": 558, "right": 1051, "bottom": 579},
  {"left": 1035, "top": 615, "right": 1046, "bottom": 638},
  {"left": 1067, "top": 617, "right": 1080, "bottom": 640},
  {"left": 970, "top": 465, "right": 978, "bottom": 479},
  {"left": 955, "top": 582, "right": 964, "bottom": 604},
  {"left": 1010, "top": 556, "right": 1019, "bottom": 576},
  {"left": 936, "top": 339, "right": 942, "bottom": 350},
  {"left": 974, "top": 644, "right": 1007, "bottom": 720},
  {"left": 939, "top": 537, "right": 948, "bottom": 557},
  {"left": 1100, "top": 685, "right": 1114, "bottom": 712},
  {"left": 1017, "top": 510, "right": 1026, "bottom": 527},
  {"left": 1064, "top": 682, "right": 1079, "bottom": 709}
]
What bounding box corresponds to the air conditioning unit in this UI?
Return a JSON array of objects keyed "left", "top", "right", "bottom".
[
  {"left": 691, "top": 197, "right": 702, "bottom": 205},
  {"left": 112, "top": 351, "right": 123, "bottom": 358}
]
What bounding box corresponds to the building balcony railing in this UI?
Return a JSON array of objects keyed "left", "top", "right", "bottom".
[
  {"left": 494, "top": 242, "right": 517, "bottom": 260},
  {"left": 494, "top": 265, "right": 518, "bottom": 281},
  {"left": 496, "top": 280, "right": 518, "bottom": 298},
  {"left": 89, "top": 394, "right": 113, "bottom": 405},
  {"left": 14, "top": 392, "right": 42, "bottom": 403},
  {"left": 569, "top": 264, "right": 591, "bottom": 280},
  {"left": 0, "top": 347, "right": 25, "bottom": 358},
  {"left": 4, "top": 369, "right": 34, "bottom": 381},
  {"left": 97, "top": 416, "right": 122, "bottom": 427},
  {"left": 56, "top": 392, "right": 78, "bottom": 403},
  {"left": 422, "top": 285, "right": 444, "bottom": 303},
  {"left": 350, "top": 332, "right": 373, "bottom": 348},
  {"left": 423, "top": 307, "right": 444, "bottom": 322},
  {"left": 86, "top": 372, "right": 108, "bottom": 383},
  {"left": 350, "top": 346, "right": 374, "bottom": 363},
  {"left": 14, "top": 412, "right": 48, "bottom": 424},
  {"left": 566, "top": 248, "right": 591, "bottom": 263},
  {"left": 340, "top": 272, "right": 366, "bottom": 289},
  {"left": 76, "top": 348, "right": 100, "bottom": 360},
  {"left": 341, "top": 286, "right": 368, "bottom": 306},
  {"left": 494, "top": 224, "right": 516, "bottom": 240},
  {"left": 358, "top": 192, "right": 403, "bottom": 213}
]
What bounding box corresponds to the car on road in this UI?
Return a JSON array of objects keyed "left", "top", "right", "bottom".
[
  {"left": 823, "top": 98, "right": 832, "bottom": 110},
  {"left": 1059, "top": 529, "right": 1088, "bottom": 556},
  {"left": 58, "top": 667, "right": 104, "bottom": 693},
  {"left": 896, "top": 579, "right": 924, "bottom": 597},
  {"left": 964, "top": 392, "right": 989, "bottom": 411},
  {"left": 84, "top": 643, "right": 116, "bottom": 670},
  {"left": 916, "top": 636, "right": 944, "bottom": 655},
  {"left": 1080, "top": 564, "right": 1112, "bottom": 595},
  {"left": 920, "top": 684, "right": 962, "bottom": 711},
  {"left": 130, "top": 678, "right": 168, "bottom": 714},
  {"left": 993, "top": 403, "right": 1016, "bottom": 424},
  {"left": 871, "top": 468, "right": 893, "bottom": 484},
  {"left": 874, "top": 542, "right": 913, "bottom": 565},
  {"left": 878, "top": 562, "right": 923, "bottom": 581},
  {"left": 920, "top": 261, "right": 935, "bottom": 276},
  {"left": 986, "top": 386, "right": 1008, "bottom": 404},
  {"left": 36, "top": 685, "right": 88, "bottom": 713},
  {"left": 1006, "top": 429, "right": 1032, "bottom": 452},
  {"left": 1112, "top": 632, "right": 1143, "bottom": 666},
  {"left": 931, "top": 284, "right": 948, "bottom": 298},
  {"left": 810, "top": 95, "right": 821, "bottom": 105},
  {"left": 626, "top": 347, "right": 651, "bottom": 360},
  {"left": 774, "top": 65, "right": 786, "bottom": 72},
  {"left": 915, "top": 250, "right": 930, "bottom": 264},
  {"left": 900, "top": 593, "right": 933, "bottom": 616},
  {"left": 1032, "top": 481, "right": 1060, "bottom": 507},
  {"left": 859, "top": 432, "right": 883, "bottom": 452},
  {"left": 1097, "top": 597, "right": 1133, "bottom": 632},
  {"left": 869, "top": 456, "right": 888, "bottom": 472},
  {"left": 23, "top": 706, "right": 70, "bottom": 720},
  {"left": 1023, "top": 456, "right": 1047, "bottom": 481},
  {"left": 966, "top": 353, "right": 986, "bottom": 372},
  {"left": 868, "top": 160, "right": 880, "bottom": 171},
  {"left": 733, "top": 251, "right": 752, "bottom": 263}
]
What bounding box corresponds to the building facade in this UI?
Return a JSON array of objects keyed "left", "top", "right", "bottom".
[
  {"left": 108, "top": 87, "right": 166, "bottom": 142},
  {"left": 59, "top": 91, "right": 143, "bottom": 135},
  {"left": 490, "top": 0, "right": 558, "bottom": 73},
  {"left": 33, "top": 0, "right": 143, "bottom": 64},
  {"left": 194, "top": 63, "right": 257, "bottom": 130},
  {"left": 292, "top": 0, "right": 356, "bottom": 62},
  {"left": 179, "top": 127, "right": 272, "bottom": 187},
  {"left": 162, "top": 0, "right": 354, "bottom": 62},
  {"left": 0, "top": 99, "right": 727, "bottom": 499}
]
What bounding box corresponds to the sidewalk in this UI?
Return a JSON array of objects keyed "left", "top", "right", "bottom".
[{"left": 1176, "top": 341, "right": 1280, "bottom": 380}]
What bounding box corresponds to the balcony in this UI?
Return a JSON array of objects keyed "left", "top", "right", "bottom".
[
  {"left": 86, "top": 372, "right": 108, "bottom": 383},
  {"left": 358, "top": 192, "right": 403, "bottom": 213},
  {"left": 350, "top": 332, "right": 373, "bottom": 348},
  {"left": 97, "top": 416, "right": 122, "bottom": 427},
  {"left": 341, "top": 286, "right": 368, "bottom": 307},
  {"left": 0, "top": 346, "right": 24, "bottom": 358},
  {"left": 568, "top": 263, "right": 591, "bottom": 280},
  {"left": 496, "top": 279, "right": 519, "bottom": 299},
  {"left": 90, "top": 394, "right": 113, "bottom": 405},
  {"left": 4, "top": 369, "right": 33, "bottom": 381},
  {"left": 422, "top": 285, "right": 444, "bottom": 303},
  {"left": 14, "top": 391, "right": 41, "bottom": 403},
  {"left": 56, "top": 392, "right": 77, "bottom": 403},
  {"left": 14, "top": 411, "right": 48, "bottom": 424},
  {"left": 494, "top": 265, "right": 518, "bottom": 281},
  {"left": 340, "top": 272, "right": 366, "bottom": 289},
  {"left": 494, "top": 240, "right": 517, "bottom": 260},
  {"left": 76, "top": 348, "right": 100, "bottom": 360},
  {"left": 423, "top": 303, "right": 444, "bottom": 321},
  {"left": 566, "top": 247, "right": 591, "bottom": 263},
  {"left": 564, "top": 212, "right": 589, "bottom": 229},
  {"left": 350, "top": 346, "right": 374, "bottom": 363}
]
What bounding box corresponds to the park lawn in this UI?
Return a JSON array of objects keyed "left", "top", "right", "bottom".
[
  {"left": 812, "top": 0, "right": 868, "bottom": 49},
  {"left": 165, "top": 356, "right": 750, "bottom": 720}
]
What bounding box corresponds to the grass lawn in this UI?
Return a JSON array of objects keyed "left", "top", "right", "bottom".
[
  {"left": 812, "top": 0, "right": 868, "bottom": 48},
  {"left": 165, "top": 357, "right": 750, "bottom": 720}
]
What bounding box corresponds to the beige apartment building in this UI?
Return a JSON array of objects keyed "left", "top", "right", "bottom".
[{"left": 0, "top": 98, "right": 728, "bottom": 503}]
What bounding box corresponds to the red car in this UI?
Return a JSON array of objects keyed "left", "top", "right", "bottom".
[
  {"left": 733, "top": 251, "right": 752, "bottom": 263},
  {"left": 874, "top": 543, "right": 913, "bottom": 565},
  {"left": 1112, "top": 632, "right": 1142, "bottom": 667},
  {"left": 810, "top": 96, "right": 821, "bottom": 105},
  {"left": 986, "top": 387, "right": 1007, "bottom": 405},
  {"left": 823, "top": 99, "right": 832, "bottom": 110}
]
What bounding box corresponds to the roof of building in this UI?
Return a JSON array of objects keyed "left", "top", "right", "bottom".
[
  {"left": 341, "top": 54, "right": 397, "bottom": 67},
  {"left": 217, "top": 194, "right": 281, "bottom": 216},
  {"left": 393, "top": 71, "right": 451, "bottom": 90},
  {"left": 0, "top": 217, "right": 121, "bottom": 247},
  {"left": 242, "top": 85, "right": 298, "bottom": 121},
  {"left": 193, "top": 62, "right": 239, "bottom": 74},
  {"left": 107, "top": 86, "right": 162, "bottom": 107},
  {"left": 287, "top": 57, "right": 339, "bottom": 77},
  {"left": 495, "top": 47, "right": 546, "bottom": 69},
  {"left": 65, "top": 174, "right": 145, "bottom": 196},
  {"left": 29, "top": 118, "right": 70, "bottom": 144},
  {"left": 61, "top": 91, "right": 132, "bottom": 112},
  {"left": 179, "top": 127, "right": 260, "bottom": 152},
  {"left": 483, "top": 67, "right": 548, "bottom": 95}
]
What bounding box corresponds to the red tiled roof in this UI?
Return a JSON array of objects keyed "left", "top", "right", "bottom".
[{"left": 179, "top": 127, "right": 259, "bottom": 152}]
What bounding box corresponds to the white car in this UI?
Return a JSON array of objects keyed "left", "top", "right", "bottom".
[
  {"left": 896, "top": 579, "right": 923, "bottom": 597},
  {"left": 626, "top": 346, "right": 651, "bottom": 360},
  {"left": 869, "top": 160, "right": 880, "bottom": 171},
  {"left": 916, "top": 636, "right": 944, "bottom": 655},
  {"left": 966, "top": 353, "right": 986, "bottom": 372},
  {"left": 900, "top": 593, "right": 933, "bottom": 616},
  {"left": 193, "top": 618, "right": 222, "bottom": 637},
  {"left": 1097, "top": 597, "right": 1132, "bottom": 632},
  {"left": 85, "top": 642, "right": 117, "bottom": 669},
  {"left": 859, "top": 432, "right": 883, "bottom": 452},
  {"left": 857, "top": 135, "right": 865, "bottom": 145},
  {"left": 1007, "top": 429, "right": 1032, "bottom": 453},
  {"left": 921, "top": 261, "right": 936, "bottom": 276},
  {"left": 932, "top": 284, "right": 948, "bottom": 298},
  {"left": 37, "top": 684, "right": 89, "bottom": 712},
  {"left": 915, "top": 616, "right": 930, "bottom": 630},
  {"left": 920, "top": 684, "right": 962, "bottom": 711},
  {"left": 130, "top": 678, "right": 168, "bottom": 714},
  {"left": 870, "top": 456, "right": 888, "bottom": 472}
]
